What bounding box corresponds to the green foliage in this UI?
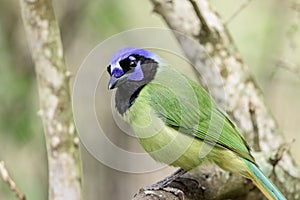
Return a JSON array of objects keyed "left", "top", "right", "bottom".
[
  {"left": 83, "top": 0, "right": 128, "bottom": 37},
  {"left": 0, "top": 28, "right": 38, "bottom": 142}
]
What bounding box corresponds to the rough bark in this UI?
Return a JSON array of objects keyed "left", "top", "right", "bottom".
[
  {"left": 20, "top": 0, "right": 82, "bottom": 199},
  {"left": 134, "top": 0, "right": 300, "bottom": 199}
]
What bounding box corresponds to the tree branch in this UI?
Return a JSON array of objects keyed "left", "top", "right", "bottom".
[
  {"left": 19, "top": 0, "right": 82, "bottom": 199},
  {"left": 275, "top": 57, "right": 300, "bottom": 79},
  {"left": 0, "top": 161, "right": 26, "bottom": 200},
  {"left": 224, "top": 0, "right": 253, "bottom": 25},
  {"left": 134, "top": 0, "right": 300, "bottom": 199}
]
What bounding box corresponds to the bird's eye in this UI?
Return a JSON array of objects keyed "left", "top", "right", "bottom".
[
  {"left": 128, "top": 56, "right": 137, "bottom": 67},
  {"left": 119, "top": 55, "right": 138, "bottom": 73},
  {"left": 107, "top": 65, "right": 111, "bottom": 75}
]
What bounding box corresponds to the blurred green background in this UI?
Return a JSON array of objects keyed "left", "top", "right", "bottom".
[{"left": 0, "top": 0, "right": 299, "bottom": 199}]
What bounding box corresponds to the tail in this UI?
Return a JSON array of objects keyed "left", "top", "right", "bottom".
[{"left": 244, "top": 159, "right": 286, "bottom": 200}]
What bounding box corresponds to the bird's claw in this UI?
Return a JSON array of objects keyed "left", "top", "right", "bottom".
[
  {"left": 142, "top": 183, "right": 163, "bottom": 191},
  {"left": 141, "top": 169, "right": 187, "bottom": 199},
  {"left": 164, "top": 187, "right": 185, "bottom": 200},
  {"left": 142, "top": 183, "right": 185, "bottom": 200}
]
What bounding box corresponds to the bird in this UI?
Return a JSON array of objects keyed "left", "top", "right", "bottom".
[{"left": 107, "top": 47, "right": 286, "bottom": 200}]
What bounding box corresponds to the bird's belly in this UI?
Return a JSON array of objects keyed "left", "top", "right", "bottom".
[
  {"left": 125, "top": 104, "right": 245, "bottom": 172},
  {"left": 124, "top": 100, "right": 211, "bottom": 170},
  {"left": 135, "top": 125, "right": 210, "bottom": 170}
]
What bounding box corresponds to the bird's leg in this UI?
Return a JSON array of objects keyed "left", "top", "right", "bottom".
[
  {"left": 143, "top": 168, "right": 187, "bottom": 190},
  {"left": 142, "top": 169, "right": 187, "bottom": 199}
]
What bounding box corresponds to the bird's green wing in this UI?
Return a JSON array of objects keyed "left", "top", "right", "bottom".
[{"left": 141, "top": 66, "right": 254, "bottom": 163}]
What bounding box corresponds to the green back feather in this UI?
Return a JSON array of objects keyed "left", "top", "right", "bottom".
[{"left": 136, "top": 65, "right": 254, "bottom": 163}]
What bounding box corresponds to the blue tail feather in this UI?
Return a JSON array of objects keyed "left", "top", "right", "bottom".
[{"left": 244, "top": 159, "right": 286, "bottom": 200}]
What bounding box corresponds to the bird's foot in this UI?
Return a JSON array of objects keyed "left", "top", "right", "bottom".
[
  {"left": 142, "top": 185, "right": 185, "bottom": 200},
  {"left": 142, "top": 188, "right": 185, "bottom": 200},
  {"left": 141, "top": 169, "right": 187, "bottom": 199},
  {"left": 163, "top": 187, "right": 185, "bottom": 200}
]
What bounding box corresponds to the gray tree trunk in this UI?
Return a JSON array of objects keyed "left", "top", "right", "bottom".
[{"left": 20, "top": 0, "right": 82, "bottom": 199}]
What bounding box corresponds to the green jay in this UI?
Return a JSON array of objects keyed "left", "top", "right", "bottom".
[{"left": 107, "top": 47, "right": 286, "bottom": 200}]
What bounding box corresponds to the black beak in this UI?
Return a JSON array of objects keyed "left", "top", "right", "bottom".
[{"left": 108, "top": 76, "right": 118, "bottom": 90}]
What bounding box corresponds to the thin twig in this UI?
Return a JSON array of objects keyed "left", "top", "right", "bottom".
[
  {"left": 289, "top": 1, "right": 300, "bottom": 12},
  {"left": 275, "top": 58, "right": 300, "bottom": 79},
  {"left": 249, "top": 102, "right": 261, "bottom": 151},
  {"left": 225, "top": 0, "right": 253, "bottom": 25},
  {"left": 269, "top": 139, "right": 295, "bottom": 167},
  {"left": 0, "top": 161, "right": 26, "bottom": 200}
]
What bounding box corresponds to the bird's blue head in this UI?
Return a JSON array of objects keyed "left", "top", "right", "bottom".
[{"left": 107, "top": 47, "right": 160, "bottom": 89}]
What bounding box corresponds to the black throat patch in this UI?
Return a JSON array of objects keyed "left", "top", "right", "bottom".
[{"left": 115, "top": 59, "right": 158, "bottom": 115}]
